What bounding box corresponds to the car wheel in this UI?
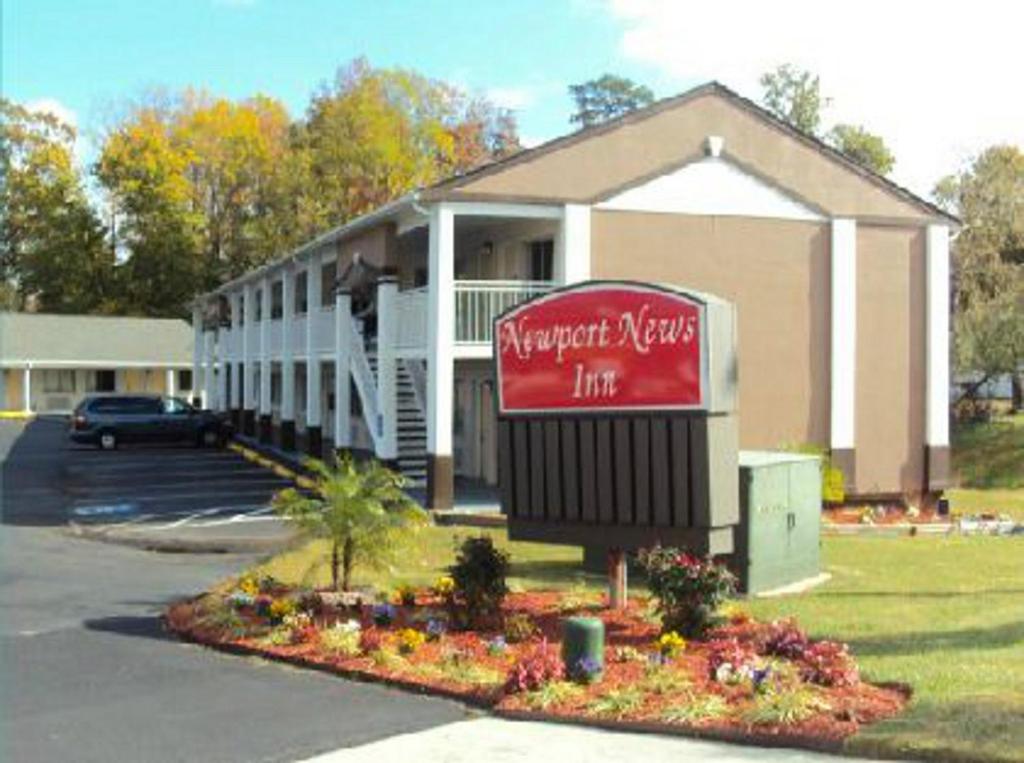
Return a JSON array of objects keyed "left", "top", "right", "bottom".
[
  {"left": 98, "top": 431, "right": 118, "bottom": 451},
  {"left": 199, "top": 428, "right": 220, "bottom": 448}
]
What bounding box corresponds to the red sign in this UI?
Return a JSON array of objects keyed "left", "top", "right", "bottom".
[{"left": 495, "top": 282, "right": 706, "bottom": 414}]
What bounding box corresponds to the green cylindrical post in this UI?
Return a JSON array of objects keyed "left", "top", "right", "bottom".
[{"left": 561, "top": 616, "right": 605, "bottom": 681}]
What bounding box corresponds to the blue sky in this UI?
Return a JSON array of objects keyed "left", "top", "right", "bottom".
[
  {"left": 3, "top": 0, "right": 677, "bottom": 148},
  {"left": 4, "top": 0, "right": 1021, "bottom": 198}
]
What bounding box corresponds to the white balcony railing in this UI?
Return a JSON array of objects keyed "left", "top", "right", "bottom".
[
  {"left": 454, "top": 280, "right": 555, "bottom": 344},
  {"left": 396, "top": 287, "right": 429, "bottom": 353}
]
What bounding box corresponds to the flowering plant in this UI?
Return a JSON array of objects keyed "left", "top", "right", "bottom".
[
  {"left": 433, "top": 575, "right": 456, "bottom": 598},
  {"left": 504, "top": 639, "right": 564, "bottom": 693},
  {"left": 396, "top": 628, "right": 427, "bottom": 654},
  {"left": 268, "top": 597, "right": 297, "bottom": 623},
  {"left": 359, "top": 628, "right": 386, "bottom": 654},
  {"left": 656, "top": 631, "right": 687, "bottom": 659},
  {"left": 372, "top": 603, "right": 397, "bottom": 626},
  {"left": 320, "top": 620, "right": 361, "bottom": 657},
  {"left": 281, "top": 612, "right": 317, "bottom": 643},
  {"left": 612, "top": 646, "right": 646, "bottom": 663},
  {"left": 798, "top": 641, "right": 859, "bottom": 687},
  {"left": 237, "top": 574, "right": 260, "bottom": 597},
  {"left": 486, "top": 635, "right": 509, "bottom": 656},
  {"left": 706, "top": 637, "right": 758, "bottom": 683},
  {"left": 638, "top": 546, "right": 736, "bottom": 638},
  {"left": 570, "top": 656, "right": 603, "bottom": 684},
  {"left": 393, "top": 584, "right": 417, "bottom": 607},
  {"left": 425, "top": 619, "right": 447, "bottom": 641},
  {"left": 227, "top": 591, "right": 255, "bottom": 609}
]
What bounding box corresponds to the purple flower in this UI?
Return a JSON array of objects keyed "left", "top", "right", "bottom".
[
  {"left": 426, "top": 619, "right": 446, "bottom": 640},
  {"left": 372, "top": 603, "right": 397, "bottom": 626}
]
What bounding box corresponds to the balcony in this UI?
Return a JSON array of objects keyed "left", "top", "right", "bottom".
[{"left": 454, "top": 280, "right": 555, "bottom": 345}]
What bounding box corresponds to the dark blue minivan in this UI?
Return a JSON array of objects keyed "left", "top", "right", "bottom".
[{"left": 69, "top": 394, "right": 230, "bottom": 450}]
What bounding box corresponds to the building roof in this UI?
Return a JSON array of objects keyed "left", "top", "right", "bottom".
[
  {"left": 202, "top": 81, "right": 959, "bottom": 298},
  {"left": 425, "top": 81, "right": 959, "bottom": 226},
  {"left": 0, "top": 313, "right": 193, "bottom": 366}
]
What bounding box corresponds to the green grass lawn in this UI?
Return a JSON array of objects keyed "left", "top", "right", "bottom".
[
  {"left": 253, "top": 528, "right": 1023, "bottom": 762},
  {"left": 951, "top": 412, "right": 1024, "bottom": 520}
]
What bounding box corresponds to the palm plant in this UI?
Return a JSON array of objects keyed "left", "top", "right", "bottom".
[{"left": 271, "top": 454, "right": 427, "bottom": 591}]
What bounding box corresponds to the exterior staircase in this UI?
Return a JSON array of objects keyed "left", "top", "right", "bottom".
[{"left": 365, "top": 343, "right": 427, "bottom": 486}]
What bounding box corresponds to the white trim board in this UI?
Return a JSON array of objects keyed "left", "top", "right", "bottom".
[{"left": 596, "top": 156, "right": 825, "bottom": 222}]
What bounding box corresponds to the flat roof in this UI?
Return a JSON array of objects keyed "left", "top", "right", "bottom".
[{"left": 0, "top": 313, "right": 193, "bottom": 366}]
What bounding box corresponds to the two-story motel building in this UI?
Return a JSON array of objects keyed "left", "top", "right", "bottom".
[{"left": 191, "top": 82, "right": 957, "bottom": 510}]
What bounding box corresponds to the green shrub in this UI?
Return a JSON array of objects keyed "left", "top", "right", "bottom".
[
  {"left": 586, "top": 687, "right": 645, "bottom": 718},
  {"left": 524, "top": 680, "right": 584, "bottom": 710},
  {"left": 742, "top": 687, "right": 830, "bottom": 726},
  {"left": 661, "top": 693, "right": 730, "bottom": 725},
  {"left": 785, "top": 443, "right": 844, "bottom": 504},
  {"left": 448, "top": 536, "right": 510, "bottom": 628}
]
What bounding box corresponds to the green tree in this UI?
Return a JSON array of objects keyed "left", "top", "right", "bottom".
[
  {"left": 95, "top": 91, "right": 296, "bottom": 315},
  {"left": 1, "top": 99, "right": 113, "bottom": 312},
  {"left": 295, "top": 58, "right": 520, "bottom": 231},
  {"left": 568, "top": 74, "right": 654, "bottom": 128},
  {"left": 759, "top": 64, "right": 828, "bottom": 135},
  {"left": 827, "top": 123, "right": 895, "bottom": 175},
  {"left": 934, "top": 145, "right": 1024, "bottom": 407},
  {"left": 271, "top": 455, "right": 428, "bottom": 591}
]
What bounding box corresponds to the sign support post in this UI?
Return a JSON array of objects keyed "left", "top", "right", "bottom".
[{"left": 607, "top": 549, "right": 627, "bottom": 610}]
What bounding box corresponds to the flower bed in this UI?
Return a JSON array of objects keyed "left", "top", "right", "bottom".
[{"left": 165, "top": 574, "right": 907, "bottom": 752}]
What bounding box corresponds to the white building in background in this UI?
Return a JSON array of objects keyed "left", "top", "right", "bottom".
[{"left": 0, "top": 312, "right": 195, "bottom": 414}]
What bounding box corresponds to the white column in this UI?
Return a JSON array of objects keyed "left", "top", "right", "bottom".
[
  {"left": 427, "top": 203, "right": 455, "bottom": 462},
  {"left": 830, "top": 218, "right": 857, "bottom": 452},
  {"left": 281, "top": 265, "right": 295, "bottom": 423},
  {"left": 216, "top": 331, "right": 228, "bottom": 412},
  {"left": 556, "top": 204, "right": 592, "bottom": 284},
  {"left": 260, "top": 276, "right": 272, "bottom": 418},
  {"left": 306, "top": 251, "right": 323, "bottom": 433},
  {"left": 926, "top": 224, "right": 951, "bottom": 448},
  {"left": 191, "top": 305, "right": 202, "bottom": 406},
  {"left": 203, "top": 329, "right": 215, "bottom": 409},
  {"left": 242, "top": 282, "right": 255, "bottom": 411},
  {"left": 166, "top": 368, "right": 176, "bottom": 397},
  {"left": 0, "top": 367, "right": 7, "bottom": 409},
  {"left": 22, "top": 364, "right": 31, "bottom": 413},
  {"left": 229, "top": 291, "right": 242, "bottom": 410},
  {"left": 334, "top": 288, "right": 352, "bottom": 448},
  {"left": 377, "top": 277, "right": 399, "bottom": 460}
]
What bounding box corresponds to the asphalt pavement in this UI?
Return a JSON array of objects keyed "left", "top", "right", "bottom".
[{"left": 0, "top": 418, "right": 468, "bottom": 762}]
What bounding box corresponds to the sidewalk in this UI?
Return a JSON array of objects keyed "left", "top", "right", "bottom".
[{"left": 302, "top": 717, "right": 885, "bottom": 763}]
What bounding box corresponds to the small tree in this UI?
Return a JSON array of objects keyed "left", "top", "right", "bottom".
[
  {"left": 271, "top": 455, "right": 427, "bottom": 591},
  {"left": 569, "top": 74, "right": 654, "bottom": 129}
]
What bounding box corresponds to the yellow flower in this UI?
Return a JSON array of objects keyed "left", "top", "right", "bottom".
[
  {"left": 269, "top": 598, "right": 296, "bottom": 621},
  {"left": 238, "top": 575, "right": 260, "bottom": 597},
  {"left": 396, "top": 627, "right": 427, "bottom": 654},
  {"left": 433, "top": 576, "right": 455, "bottom": 597},
  {"left": 656, "top": 631, "right": 687, "bottom": 658}
]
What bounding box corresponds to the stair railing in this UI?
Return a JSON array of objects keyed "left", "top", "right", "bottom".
[{"left": 348, "top": 320, "right": 384, "bottom": 455}]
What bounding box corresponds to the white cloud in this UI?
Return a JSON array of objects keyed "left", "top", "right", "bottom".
[
  {"left": 486, "top": 86, "right": 535, "bottom": 111},
  {"left": 25, "top": 97, "right": 78, "bottom": 129},
  {"left": 605, "top": 0, "right": 1024, "bottom": 198}
]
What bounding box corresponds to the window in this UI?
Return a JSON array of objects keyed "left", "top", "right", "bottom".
[
  {"left": 529, "top": 239, "right": 554, "bottom": 281},
  {"left": 94, "top": 369, "right": 116, "bottom": 392},
  {"left": 163, "top": 397, "right": 191, "bottom": 414},
  {"left": 295, "top": 271, "right": 308, "bottom": 314},
  {"left": 271, "top": 281, "right": 283, "bottom": 319},
  {"left": 238, "top": 295, "right": 245, "bottom": 325},
  {"left": 254, "top": 289, "right": 263, "bottom": 321},
  {"left": 178, "top": 369, "right": 193, "bottom": 391},
  {"left": 321, "top": 260, "right": 338, "bottom": 307},
  {"left": 43, "top": 369, "right": 76, "bottom": 393}
]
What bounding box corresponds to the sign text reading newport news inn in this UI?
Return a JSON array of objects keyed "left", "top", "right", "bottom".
[{"left": 494, "top": 283, "right": 706, "bottom": 413}]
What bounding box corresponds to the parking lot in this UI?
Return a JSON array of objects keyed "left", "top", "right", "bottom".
[{"left": 1, "top": 416, "right": 296, "bottom": 532}]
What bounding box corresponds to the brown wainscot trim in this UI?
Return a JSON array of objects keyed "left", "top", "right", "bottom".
[{"left": 925, "top": 445, "right": 951, "bottom": 491}]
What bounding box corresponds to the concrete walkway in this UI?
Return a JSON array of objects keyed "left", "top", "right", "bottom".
[{"left": 303, "top": 717, "right": 885, "bottom": 762}]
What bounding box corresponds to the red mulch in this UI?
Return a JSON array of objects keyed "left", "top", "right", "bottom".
[
  {"left": 824, "top": 505, "right": 947, "bottom": 525},
  {"left": 165, "top": 590, "right": 908, "bottom": 753}
]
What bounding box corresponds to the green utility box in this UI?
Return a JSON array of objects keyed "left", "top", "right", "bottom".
[{"left": 729, "top": 451, "right": 821, "bottom": 595}]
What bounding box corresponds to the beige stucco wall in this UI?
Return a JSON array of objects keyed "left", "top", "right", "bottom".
[
  {"left": 336, "top": 223, "right": 398, "bottom": 273},
  {"left": 121, "top": 368, "right": 168, "bottom": 394},
  {"left": 447, "top": 93, "right": 933, "bottom": 224},
  {"left": 591, "top": 211, "right": 831, "bottom": 452},
  {"left": 855, "top": 225, "right": 927, "bottom": 495},
  {"left": 3, "top": 369, "right": 23, "bottom": 410}
]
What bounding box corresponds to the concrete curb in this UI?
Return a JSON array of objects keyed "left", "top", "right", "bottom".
[
  {"left": 0, "top": 410, "right": 35, "bottom": 420},
  {"left": 821, "top": 522, "right": 955, "bottom": 537},
  {"left": 65, "top": 520, "right": 298, "bottom": 555}
]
